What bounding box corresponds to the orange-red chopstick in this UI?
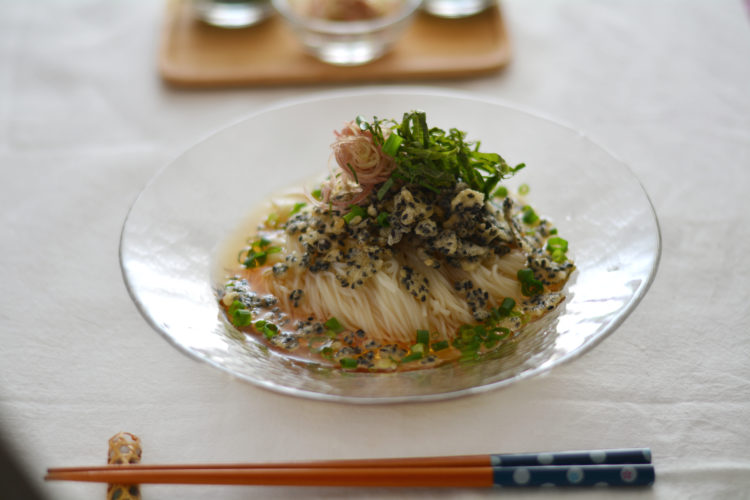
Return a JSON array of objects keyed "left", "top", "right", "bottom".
[
  {"left": 47, "top": 453, "right": 490, "bottom": 474},
  {"left": 46, "top": 466, "right": 494, "bottom": 488}
]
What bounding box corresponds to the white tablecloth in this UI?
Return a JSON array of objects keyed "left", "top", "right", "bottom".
[{"left": 2, "top": 1, "right": 749, "bottom": 498}]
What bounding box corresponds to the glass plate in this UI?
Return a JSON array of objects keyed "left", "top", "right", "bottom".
[{"left": 120, "top": 88, "right": 661, "bottom": 403}]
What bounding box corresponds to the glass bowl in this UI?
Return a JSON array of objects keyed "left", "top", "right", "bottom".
[
  {"left": 120, "top": 88, "right": 661, "bottom": 404},
  {"left": 422, "top": 0, "right": 494, "bottom": 18},
  {"left": 192, "top": 0, "right": 274, "bottom": 28},
  {"left": 271, "top": 0, "right": 422, "bottom": 65}
]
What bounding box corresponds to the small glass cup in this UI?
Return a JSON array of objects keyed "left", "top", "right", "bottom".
[
  {"left": 272, "top": 0, "right": 423, "bottom": 66},
  {"left": 422, "top": 0, "right": 494, "bottom": 18},
  {"left": 193, "top": 0, "right": 273, "bottom": 28}
]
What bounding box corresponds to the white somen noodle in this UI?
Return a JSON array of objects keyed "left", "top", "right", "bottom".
[{"left": 261, "top": 233, "right": 526, "bottom": 345}]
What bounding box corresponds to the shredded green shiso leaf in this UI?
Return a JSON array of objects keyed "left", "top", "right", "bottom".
[{"left": 355, "top": 111, "right": 525, "bottom": 199}]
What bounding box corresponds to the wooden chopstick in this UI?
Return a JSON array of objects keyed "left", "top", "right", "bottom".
[
  {"left": 45, "top": 464, "right": 655, "bottom": 488},
  {"left": 46, "top": 466, "right": 490, "bottom": 487},
  {"left": 47, "top": 454, "right": 488, "bottom": 473},
  {"left": 47, "top": 447, "right": 651, "bottom": 474}
]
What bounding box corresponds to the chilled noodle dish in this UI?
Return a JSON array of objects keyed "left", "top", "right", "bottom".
[{"left": 218, "top": 112, "right": 575, "bottom": 371}]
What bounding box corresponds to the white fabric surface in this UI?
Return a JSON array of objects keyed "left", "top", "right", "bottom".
[{"left": 2, "top": 0, "right": 750, "bottom": 498}]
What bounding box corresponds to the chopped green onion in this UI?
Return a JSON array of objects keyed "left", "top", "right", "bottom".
[
  {"left": 517, "top": 268, "right": 544, "bottom": 296},
  {"left": 401, "top": 352, "right": 423, "bottom": 363},
  {"left": 311, "top": 188, "right": 322, "bottom": 201},
  {"left": 376, "top": 178, "right": 394, "bottom": 200},
  {"left": 459, "top": 350, "right": 480, "bottom": 362},
  {"left": 458, "top": 325, "right": 475, "bottom": 344},
  {"left": 343, "top": 205, "right": 367, "bottom": 224},
  {"left": 547, "top": 236, "right": 568, "bottom": 252},
  {"left": 431, "top": 340, "right": 450, "bottom": 351},
  {"left": 410, "top": 343, "right": 425, "bottom": 354},
  {"left": 243, "top": 250, "right": 265, "bottom": 268},
  {"left": 498, "top": 297, "right": 515, "bottom": 317},
  {"left": 453, "top": 326, "right": 483, "bottom": 355},
  {"left": 416, "top": 329, "right": 430, "bottom": 346},
  {"left": 518, "top": 183, "right": 530, "bottom": 195},
  {"left": 228, "top": 300, "right": 243, "bottom": 316},
  {"left": 243, "top": 239, "right": 282, "bottom": 268},
  {"left": 452, "top": 296, "right": 517, "bottom": 360},
  {"left": 232, "top": 309, "right": 252, "bottom": 327},
  {"left": 549, "top": 228, "right": 558, "bottom": 235},
  {"left": 550, "top": 252, "right": 566, "bottom": 263},
  {"left": 228, "top": 300, "right": 253, "bottom": 328},
  {"left": 493, "top": 186, "right": 508, "bottom": 198},
  {"left": 483, "top": 326, "right": 510, "bottom": 349},
  {"left": 289, "top": 202, "right": 306, "bottom": 217},
  {"left": 381, "top": 132, "right": 403, "bottom": 156},
  {"left": 376, "top": 211, "right": 390, "bottom": 227},
  {"left": 339, "top": 358, "right": 358, "bottom": 369},
  {"left": 547, "top": 236, "right": 569, "bottom": 263},
  {"left": 473, "top": 325, "right": 487, "bottom": 337},
  {"left": 492, "top": 326, "right": 511, "bottom": 337},
  {"left": 254, "top": 320, "right": 278, "bottom": 339},
  {"left": 522, "top": 205, "right": 539, "bottom": 225},
  {"left": 324, "top": 317, "right": 345, "bottom": 334},
  {"left": 242, "top": 238, "right": 280, "bottom": 267},
  {"left": 484, "top": 332, "right": 502, "bottom": 349}
]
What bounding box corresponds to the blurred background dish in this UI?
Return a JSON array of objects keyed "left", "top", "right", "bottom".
[
  {"left": 422, "top": 0, "right": 494, "bottom": 18},
  {"left": 159, "top": 0, "right": 510, "bottom": 86},
  {"left": 192, "top": 0, "right": 274, "bottom": 27},
  {"left": 271, "top": 0, "right": 423, "bottom": 65}
]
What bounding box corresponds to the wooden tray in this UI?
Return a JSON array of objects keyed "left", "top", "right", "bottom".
[{"left": 159, "top": 0, "right": 511, "bottom": 87}]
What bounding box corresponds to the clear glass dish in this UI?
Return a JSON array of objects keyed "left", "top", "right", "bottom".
[
  {"left": 192, "top": 0, "right": 274, "bottom": 28},
  {"left": 120, "top": 88, "right": 661, "bottom": 404},
  {"left": 422, "top": 0, "right": 494, "bottom": 18},
  {"left": 271, "top": 0, "right": 422, "bottom": 65}
]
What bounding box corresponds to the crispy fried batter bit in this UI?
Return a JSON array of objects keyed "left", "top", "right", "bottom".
[{"left": 106, "top": 432, "right": 142, "bottom": 500}]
